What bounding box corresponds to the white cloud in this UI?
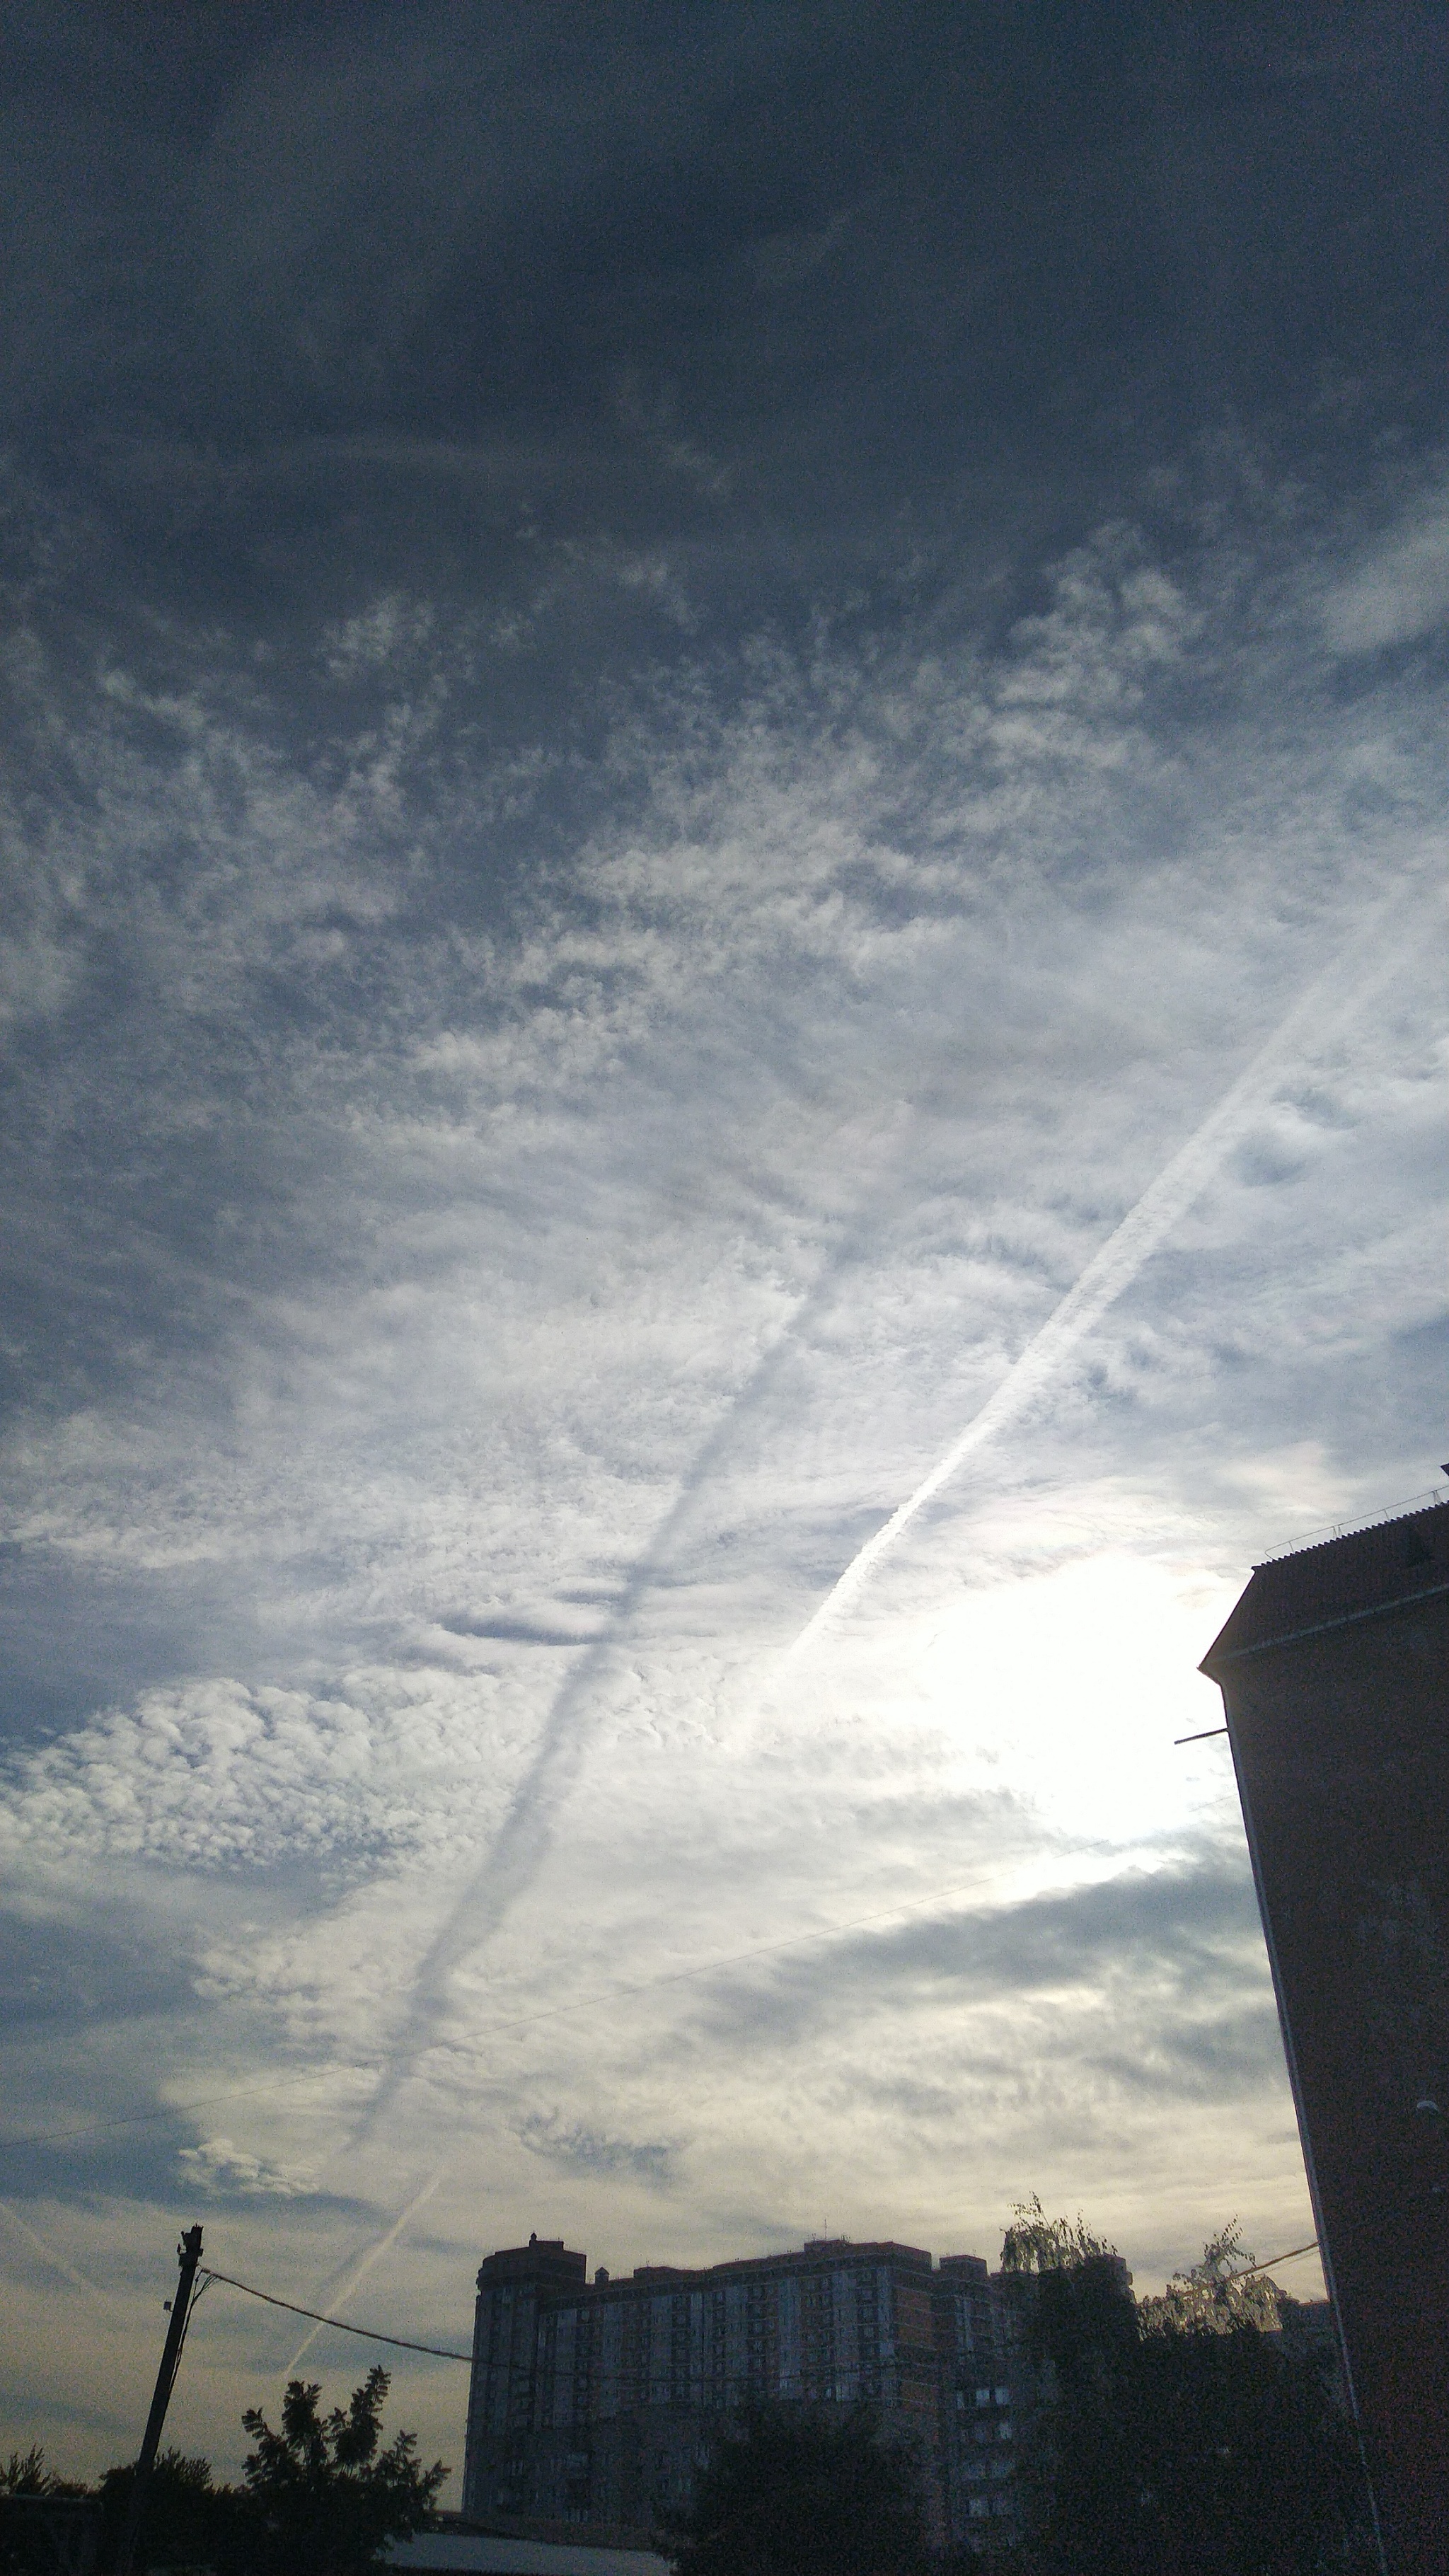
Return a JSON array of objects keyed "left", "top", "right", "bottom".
[
  {"left": 9, "top": 6, "right": 1448, "bottom": 2495},
  {"left": 0, "top": 1671, "right": 530, "bottom": 1873},
  {"left": 1322, "top": 487, "right": 1449, "bottom": 652},
  {"left": 177, "top": 2135, "right": 316, "bottom": 2198},
  {"left": 0, "top": 477, "right": 1439, "bottom": 2490}
]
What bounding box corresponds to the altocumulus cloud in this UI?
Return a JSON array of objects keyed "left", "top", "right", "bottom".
[
  {"left": 0, "top": 0, "right": 1445, "bottom": 2493},
  {"left": 515, "top": 2112, "right": 679, "bottom": 2189},
  {"left": 0, "top": 1675, "right": 526, "bottom": 1873},
  {"left": 176, "top": 2137, "right": 316, "bottom": 2201}
]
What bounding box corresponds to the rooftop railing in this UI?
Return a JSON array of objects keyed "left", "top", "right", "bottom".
[{"left": 1252, "top": 1483, "right": 1448, "bottom": 1566}]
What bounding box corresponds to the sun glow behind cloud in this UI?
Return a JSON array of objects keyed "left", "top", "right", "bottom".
[
  {"left": 839, "top": 1553, "right": 1237, "bottom": 1856},
  {"left": 1, "top": 0, "right": 1445, "bottom": 2493},
  {"left": 1, "top": 511, "right": 1443, "bottom": 2476}
]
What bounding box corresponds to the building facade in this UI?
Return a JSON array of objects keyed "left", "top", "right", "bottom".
[
  {"left": 1201, "top": 1496, "right": 1449, "bottom": 2576},
  {"left": 461, "top": 2234, "right": 1023, "bottom": 2553}
]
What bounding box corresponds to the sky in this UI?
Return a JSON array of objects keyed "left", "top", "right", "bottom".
[{"left": 1, "top": 0, "right": 1445, "bottom": 2499}]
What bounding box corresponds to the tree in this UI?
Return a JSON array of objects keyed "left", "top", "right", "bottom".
[
  {"left": 669, "top": 2404, "right": 930, "bottom": 2576},
  {"left": 1136, "top": 2224, "right": 1285, "bottom": 2338},
  {"left": 1000, "top": 2195, "right": 1119, "bottom": 2277},
  {"left": 240, "top": 2368, "right": 446, "bottom": 2576},
  {"left": 1125, "top": 2320, "right": 1375, "bottom": 2576},
  {"left": 96, "top": 2449, "right": 246, "bottom": 2575},
  {"left": 1000, "top": 2195, "right": 1139, "bottom": 2402},
  {"left": 1, "top": 2449, "right": 93, "bottom": 2576},
  {"left": 1, "top": 2456, "right": 86, "bottom": 2502},
  {"left": 1005, "top": 2212, "right": 1376, "bottom": 2576}
]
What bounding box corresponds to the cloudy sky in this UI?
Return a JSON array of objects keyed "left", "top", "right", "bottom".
[{"left": 1, "top": 0, "right": 1445, "bottom": 2495}]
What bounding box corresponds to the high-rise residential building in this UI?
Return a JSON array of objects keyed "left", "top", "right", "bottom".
[
  {"left": 1201, "top": 1494, "right": 1449, "bottom": 2576},
  {"left": 461, "top": 2233, "right": 1023, "bottom": 2554}
]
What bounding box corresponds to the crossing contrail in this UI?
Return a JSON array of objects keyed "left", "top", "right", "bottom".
[
  {"left": 352, "top": 879, "right": 1431, "bottom": 2142},
  {"left": 350, "top": 1129, "right": 918, "bottom": 2143},
  {"left": 0, "top": 2197, "right": 120, "bottom": 2315},
  {"left": 784, "top": 892, "right": 1432, "bottom": 1661},
  {"left": 282, "top": 2166, "right": 446, "bottom": 2376}
]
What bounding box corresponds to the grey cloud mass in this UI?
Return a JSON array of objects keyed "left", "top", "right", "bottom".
[{"left": 1, "top": 0, "right": 1445, "bottom": 2496}]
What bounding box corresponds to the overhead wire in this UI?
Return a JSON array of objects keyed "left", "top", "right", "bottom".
[
  {"left": 1231, "top": 2238, "right": 1320, "bottom": 2278},
  {"left": 198, "top": 2265, "right": 471, "bottom": 2362},
  {"left": 192, "top": 2236, "right": 1322, "bottom": 2374}
]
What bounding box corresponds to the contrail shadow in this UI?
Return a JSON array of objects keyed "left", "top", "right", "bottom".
[
  {"left": 352, "top": 874, "right": 1433, "bottom": 2148},
  {"left": 351, "top": 1121, "right": 919, "bottom": 2143}
]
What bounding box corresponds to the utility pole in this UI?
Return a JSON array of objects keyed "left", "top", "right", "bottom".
[{"left": 116, "top": 2224, "right": 204, "bottom": 2576}]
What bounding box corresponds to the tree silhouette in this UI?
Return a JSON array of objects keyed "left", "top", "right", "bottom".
[
  {"left": 240, "top": 2369, "right": 446, "bottom": 2576},
  {"left": 1, "top": 2449, "right": 93, "bottom": 2576},
  {"left": 671, "top": 2404, "right": 930, "bottom": 2576},
  {"left": 96, "top": 2451, "right": 243, "bottom": 2575},
  {"left": 1005, "top": 2210, "right": 1376, "bottom": 2575},
  {"left": 1136, "top": 2224, "right": 1286, "bottom": 2338}
]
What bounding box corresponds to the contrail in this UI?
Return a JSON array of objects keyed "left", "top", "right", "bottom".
[
  {"left": 353, "top": 1269, "right": 861, "bottom": 2135},
  {"left": 282, "top": 2166, "right": 446, "bottom": 2376},
  {"left": 0, "top": 2197, "right": 120, "bottom": 2314},
  {"left": 352, "top": 1114, "right": 925, "bottom": 2143},
  {"left": 354, "top": 1513, "right": 751, "bottom": 2138},
  {"left": 354, "top": 882, "right": 1431, "bottom": 2139},
  {"left": 785, "top": 894, "right": 1432, "bottom": 1661}
]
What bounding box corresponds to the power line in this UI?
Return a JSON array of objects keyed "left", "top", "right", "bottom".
[
  {"left": 198, "top": 2265, "right": 471, "bottom": 2362},
  {"left": 1, "top": 2075, "right": 364, "bottom": 2156},
  {"left": 193, "top": 2237, "right": 1322, "bottom": 2372},
  {"left": 1232, "top": 2239, "right": 1320, "bottom": 2279}
]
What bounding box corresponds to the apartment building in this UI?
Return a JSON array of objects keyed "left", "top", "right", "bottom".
[
  {"left": 1201, "top": 1494, "right": 1449, "bottom": 2576},
  {"left": 461, "top": 2232, "right": 1022, "bottom": 2554}
]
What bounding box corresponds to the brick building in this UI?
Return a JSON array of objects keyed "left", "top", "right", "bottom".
[
  {"left": 1201, "top": 1495, "right": 1449, "bottom": 2576},
  {"left": 461, "top": 2233, "right": 1023, "bottom": 2553}
]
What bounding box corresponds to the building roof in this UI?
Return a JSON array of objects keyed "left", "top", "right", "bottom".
[
  {"left": 1199, "top": 1500, "right": 1449, "bottom": 1675},
  {"left": 475, "top": 2236, "right": 943, "bottom": 2302},
  {"left": 625, "top": 2239, "right": 934, "bottom": 2285}
]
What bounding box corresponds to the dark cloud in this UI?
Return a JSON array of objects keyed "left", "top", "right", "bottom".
[
  {"left": 0, "top": 0, "right": 1439, "bottom": 2485},
  {"left": 0, "top": 2062, "right": 374, "bottom": 2217},
  {"left": 0, "top": 2380, "right": 128, "bottom": 2441},
  {"left": 515, "top": 2109, "right": 678, "bottom": 2186},
  {"left": 438, "top": 1613, "right": 611, "bottom": 1648},
  {"left": 698, "top": 1862, "right": 1269, "bottom": 2047},
  {"left": 4, "top": 1, "right": 1443, "bottom": 584},
  {"left": 0, "top": 1545, "right": 366, "bottom": 1749}
]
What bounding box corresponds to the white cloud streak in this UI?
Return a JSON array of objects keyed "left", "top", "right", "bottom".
[
  {"left": 0, "top": 2200, "right": 120, "bottom": 2316},
  {"left": 0, "top": 471, "right": 1442, "bottom": 2489},
  {"left": 281, "top": 2168, "right": 446, "bottom": 2378},
  {"left": 785, "top": 881, "right": 1439, "bottom": 1661}
]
